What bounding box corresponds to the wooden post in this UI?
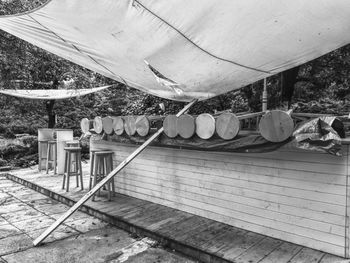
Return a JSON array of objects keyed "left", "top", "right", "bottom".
[
  {"left": 258, "top": 110, "right": 294, "bottom": 142},
  {"left": 163, "top": 115, "right": 178, "bottom": 138},
  {"left": 215, "top": 112, "right": 240, "bottom": 140},
  {"left": 195, "top": 113, "right": 216, "bottom": 139},
  {"left": 80, "top": 118, "right": 93, "bottom": 134},
  {"left": 112, "top": 116, "right": 124, "bottom": 135},
  {"left": 102, "top": 116, "right": 114, "bottom": 135},
  {"left": 262, "top": 78, "right": 267, "bottom": 112},
  {"left": 124, "top": 116, "right": 136, "bottom": 136},
  {"left": 93, "top": 116, "right": 103, "bottom": 134},
  {"left": 177, "top": 114, "right": 196, "bottom": 139},
  {"left": 33, "top": 99, "right": 197, "bottom": 246},
  {"left": 135, "top": 115, "right": 150, "bottom": 137}
]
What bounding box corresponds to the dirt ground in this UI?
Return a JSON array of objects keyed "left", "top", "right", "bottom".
[{"left": 0, "top": 175, "right": 196, "bottom": 263}]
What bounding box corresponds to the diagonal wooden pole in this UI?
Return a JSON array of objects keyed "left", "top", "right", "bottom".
[{"left": 33, "top": 99, "right": 197, "bottom": 246}]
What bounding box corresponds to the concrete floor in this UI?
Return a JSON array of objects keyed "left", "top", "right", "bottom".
[{"left": 0, "top": 174, "right": 196, "bottom": 263}]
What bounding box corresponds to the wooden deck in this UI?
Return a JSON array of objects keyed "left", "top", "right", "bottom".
[{"left": 4, "top": 165, "right": 347, "bottom": 263}]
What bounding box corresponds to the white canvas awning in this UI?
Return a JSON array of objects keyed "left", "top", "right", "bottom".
[
  {"left": 0, "top": 86, "right": 111, "bottom": 100},
  {"left": 0, "top": 0, "right": 350, "bottom": 101}
]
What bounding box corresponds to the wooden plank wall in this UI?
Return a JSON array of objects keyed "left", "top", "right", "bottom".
[{"left": 91, "top": 139, "right": 349, "bottom": 257}]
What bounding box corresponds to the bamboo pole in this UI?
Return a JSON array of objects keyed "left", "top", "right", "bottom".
[{"left": 33, "top": 99, "right": 197, "bottom": 246}]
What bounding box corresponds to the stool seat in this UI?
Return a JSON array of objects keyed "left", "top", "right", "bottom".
[
  {"left": 66, "top": 140, "right": 80, "bottom": 147},
  {"left": 64, "top": 147, "right": 81, "bottom": 151},
  {"left": 94, "top": 151, "right": 114, "bottom": 155}
]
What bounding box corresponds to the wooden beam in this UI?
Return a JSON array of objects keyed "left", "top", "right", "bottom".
[
  {"left": 33, "top": 99, "right": 197, "bottom": 246},
  {"left": 237, "top": 112, "right": 264, "bottom": 120}
]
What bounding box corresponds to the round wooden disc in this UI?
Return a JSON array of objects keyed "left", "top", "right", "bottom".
[
  {"left": 93, "top": 116, "right": 103, "bottom": 134},
  {"left": 163, "top": 115, "right": 178, "bottom": 138},
  {"left": 195, "top": 113, "right": 215, "bottom": 139},
  {"left": 124, "top": 116, "right": 136, "bottom": 136},
  {"left": 259, "top": 110, "right": 294, "bottom": 142},
  {"left": 112, "top": 116, "right": 124, "bottom": 135},
  {"left": 177, "top": 114, "right": 195, "bottom": 139},
  {"left": 215, "top": 113, "right": 240, "bottom": 140},
  {"left": 80, "top": 118, "right": 90, "bottom": 134},
  {"left": 136, "top": 115, "right": 150, "bottom": 137},
  {"left": 102, "top": 116, "right": 114, "bottom": 135}
]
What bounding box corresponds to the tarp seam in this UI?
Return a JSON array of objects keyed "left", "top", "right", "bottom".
[
  {"left": 28, "top": 14, "right": 121, "bottom": 80},
  {"left": 134, "top": 0, "right": 272, "bottom": 74}
]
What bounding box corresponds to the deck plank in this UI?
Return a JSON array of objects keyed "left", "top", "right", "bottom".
[
  {"left": 232, "top": 236, "right": 283, "bottom": 263},
  {"left": 289, "top": 247, "right": 325, "bottom": 263},
  {"left": 318, "top": 253, "right": 348, "bottom": 263},
  {"left": 258, "top": 242, "right": 302, "bottom": 263},
  {"left": 6, "top": 166, "right": 349, "bottom": 263}
]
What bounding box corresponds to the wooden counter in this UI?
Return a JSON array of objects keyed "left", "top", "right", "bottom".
[{"left": 91, "top": 138, "right": 350, "bottom": 257}]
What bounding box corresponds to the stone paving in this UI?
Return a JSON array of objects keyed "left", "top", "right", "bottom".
[{"left": 0, "top": 174, "right": 196, "bottom": 263}]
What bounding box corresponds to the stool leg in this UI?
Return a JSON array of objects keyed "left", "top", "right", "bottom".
[
  {"left": 46, "top": 144, "right": 51, "bottom": 174},
  {"left": 106, "top": 155, "right": 113, "bottom": 200},
  {"left": 75, "top": 152, "right": 79, "bottom": 188},
  {"left": 89, "top": 152, "right": 95, "bottom": 190},
  {"left": 98, "top": 158, "right": 103, "bottom": 195},
  {"left": 92, "top": 155, "right": 99, "bottom": 201},
  {"left": 109, "top": 154, "right": 116, "bottom": 197},
  {"left": 66, "top": 152, "right": 71, "bottom": 192},
  {"left": 64, "top": 150, "right": 68, "bottom": 173},
  {"left": 62, "top": 152, "right": 67, "bottom": 190},
  {"left": 78, "top": 151, "right": 84, "bottom": 190},
  {"left": 53, "top": 144, "right": 57, "bottom": 175},
  {"left": 103, "top": 157, "right": 111, "bottom": 201},
  {"left": 38, "top": 142, "right": 42, "bottom": 171},
  {"left": 101, "top": 158, "right": 106, "bottom": 191}
]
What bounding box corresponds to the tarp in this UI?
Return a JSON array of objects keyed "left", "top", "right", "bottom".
[
  {"left": 1, "top": 0, "right": 350, "bottom": 101},
  {"left": 0, "top": 85, "right": 111, "bottom": 100}
]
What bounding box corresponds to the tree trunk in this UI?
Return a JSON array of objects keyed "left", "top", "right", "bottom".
[
  {"left": 281, "top": 66, "right": 300, "bottom": 108},
  {"left": 46, "top": 100, "right": 56, "bottom": 128},
  {"left": 45, "top": 78, "right": 59, "bottom": 128}
]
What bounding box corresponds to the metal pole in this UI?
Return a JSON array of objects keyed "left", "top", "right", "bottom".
[
  {"left": 33, "top": 99, "right": 197, "bottom": 246},
  {"left": 262, "top": 78, "right": 267, "bottom": 112}
]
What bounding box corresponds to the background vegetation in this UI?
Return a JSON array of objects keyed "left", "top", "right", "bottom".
[{"left": 1, "top": 1, "right": 350, "bottom": 167}]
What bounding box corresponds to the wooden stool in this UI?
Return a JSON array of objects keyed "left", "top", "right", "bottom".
[
  {"left": 38, "top": 140, "right": 49, "bottom": 171},
  {"left": 62, "top": 147, "right": 83, "bottom": 192},
  {"left": 90, "top": 151, "right": 115, "bottom": 201},
  {"left": 46, "top": 140, "right": 57, "bottom": 174}
]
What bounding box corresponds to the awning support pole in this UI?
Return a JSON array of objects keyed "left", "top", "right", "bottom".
[
  {"left": 262, "top": 78, "right": 267, "bottom": 112},
  {"left": 33, "top": 99, "right": 197, "bottom": 246}
]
